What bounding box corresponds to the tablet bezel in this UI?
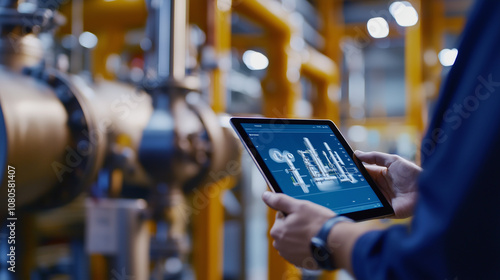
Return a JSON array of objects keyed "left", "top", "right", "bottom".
[{"left": 230, "top": 117, "right": 394, "bottom": 221}]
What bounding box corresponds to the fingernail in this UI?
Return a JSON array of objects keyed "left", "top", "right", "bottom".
[
  {"left": 262, "top": 191, "right": 271, "bottom": 200},
  {"left": 354, "top": 150, "right": 361, "bottom": 155}
]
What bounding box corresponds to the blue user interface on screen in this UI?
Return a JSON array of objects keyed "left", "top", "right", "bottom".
[{"left": 242, "top": 123, "right": 383, "bottom": 214}]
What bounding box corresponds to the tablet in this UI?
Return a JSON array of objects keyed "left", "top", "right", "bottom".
[{"left": 230, "top": 117, "right": 394, "bottom": 221}]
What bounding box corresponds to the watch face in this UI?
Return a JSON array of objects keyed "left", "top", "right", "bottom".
[{"left": 310, "top": 237, "right": 331, "bottom": 265}]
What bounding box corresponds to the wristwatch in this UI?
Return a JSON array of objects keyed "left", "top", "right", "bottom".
[{"left": 310, "top": 216, "right": 354, "bottom": 270}]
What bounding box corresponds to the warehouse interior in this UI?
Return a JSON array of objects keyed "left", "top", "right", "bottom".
[{"left": 0, "top": 0, "right": 474, "bottom": 279}]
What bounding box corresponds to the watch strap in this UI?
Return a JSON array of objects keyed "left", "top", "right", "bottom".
[
  {"left": 312, "top": 216, "right": 354, "bottom": 270},
  {"left": 317, "top": 216, "right": 353, "bottom": 242}
]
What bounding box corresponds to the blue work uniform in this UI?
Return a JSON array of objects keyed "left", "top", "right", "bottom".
[{"left": 352, "top": 0, "right": 500, "bottom": 279}]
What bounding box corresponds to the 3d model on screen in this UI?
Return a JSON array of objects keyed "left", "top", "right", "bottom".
[
  {"left": 269, "top": 148, "right": 311, "bottom": 193},
  {"left": 269, "top": 137, "right": 358, "bottom": 193}
]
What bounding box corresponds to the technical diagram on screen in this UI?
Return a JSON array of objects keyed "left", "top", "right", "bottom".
[
  {"left": 269, "top": 137, "right": 359, "bottom": 194},
  {"left": 230, "top": 117, "right": 394, "bottom": 221}
]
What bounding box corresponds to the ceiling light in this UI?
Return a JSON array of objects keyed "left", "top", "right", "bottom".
[
  {"left": 242, "top": 50, "right": 269, "bottom": 71},
  {"left": 367, "top": 17, "right": 390, "bottom": 39},
  {"left": 389, "top": 1, "right": 418, "bottom": 27},
  {"left": 79, "top": 32, "right": 98, "bottom": 49},
  {"left": 438, "top": 48, "right": 458, "bottom": 67}
]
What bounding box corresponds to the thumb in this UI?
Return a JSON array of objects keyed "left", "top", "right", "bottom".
[
  {"left": 354, "top": 150, "right": 398, "bottom": 167},
  {"left": 262, "top": 191, "right": 299, "bottom": 214}
]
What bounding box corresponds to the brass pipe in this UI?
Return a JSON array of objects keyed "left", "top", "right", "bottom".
[{"left": 0, "top": 69, "right": 71, "bottom": 209}]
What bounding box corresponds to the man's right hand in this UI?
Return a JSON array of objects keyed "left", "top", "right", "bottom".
[{"left": 354, "top": 151, "right": 422, "bottom": 219}]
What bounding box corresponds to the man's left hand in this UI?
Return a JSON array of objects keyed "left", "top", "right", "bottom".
[{"left": 262, "top": 191, "right": 337, "bottom": 269}]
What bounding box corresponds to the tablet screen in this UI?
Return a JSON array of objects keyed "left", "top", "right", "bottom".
[{"left": 239, "top": 122, "right": 385, "bottom": 215}]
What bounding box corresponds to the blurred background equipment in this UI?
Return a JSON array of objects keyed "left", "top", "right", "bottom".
[
  {"left": 0, "top": 0, "right": 239, "bottom": 279},
  {"left": 0, "top": 0, "right": 473, "bottom": 279}
]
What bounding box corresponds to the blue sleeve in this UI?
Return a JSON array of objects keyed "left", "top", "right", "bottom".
[{"left": 352, "top": 1, "right": 500, "bottom": 279}]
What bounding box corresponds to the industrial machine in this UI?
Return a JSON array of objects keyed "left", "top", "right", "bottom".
[{"left": 0, "top": 1, "right": 239, "bottom": 279}]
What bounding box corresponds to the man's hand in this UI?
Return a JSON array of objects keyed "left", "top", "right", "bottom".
[
  {"left": 355, "top": 150, "right": 422, "bottom": 219},
  {"left": 262, "top": 191, "right": 336, "bottom": 269}
]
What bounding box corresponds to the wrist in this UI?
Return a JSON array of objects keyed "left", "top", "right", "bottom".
[
  {"left": 310, "top": 216, "right": 354, "bottom": 270},
  {"left": 327, "top": 221, "right": 376, "bottom": 272}
]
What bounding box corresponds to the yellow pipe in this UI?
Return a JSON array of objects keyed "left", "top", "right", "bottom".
[
  {"left": 301, "top": 47, "right": 340, "bottom": 122},
  {"left": 92, "top": 28, "right": 126, "bottom": 79},
  {"left": 316, "top": 0, "right": 342, "bottom": 125},
  {"left": 405, "top": 0, "right": 425, "bottom": 132},
  {"left": 405, "top": 0, "right": 426, "bottom": 166},
  {"left": 261, "top": 37, "right": 301, "bottom": 118},
  {"left": 263, "top": 34, "right": 302, "bottom": 280},
  {"left": 233, "top": 0, "right": 293, "bottom": 36},
  {"left": 210, "top": 0, "right": 232, "bottom": 113},
  {"left": 445, "top": 17, "right": 466, "bottom": 34},
  {"left": 192, "top": 191, "right": 224, "bottom": 280},
  {"left": 232, "top": 0, "right": 298, "bottom": 117},
  {"left": 422, "top": 1, "right": 445, "bottom": 100},
  {"left": 316, "top": 2, "right": 342, "bottom": 278},
  {"left": 343, "top": 23, "right": 401, "bottom": 39},
  {"left": 192, "top": 176, "right": 237, "bottom": 280},
  {"left": 231, "top": 34, "right": 269, "bottom": 52},
  {"left": 301, "top": 48, "right": 337, "bottom": 81},
  {"left": 58, "top": 0, "right": 147, "bottom": 35},
  {"left": 192, "top": 1, "right": 233, "bottom": 280}
]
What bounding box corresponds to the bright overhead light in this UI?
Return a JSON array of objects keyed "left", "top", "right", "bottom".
[
  {"left": 242, "top": 50, "right": 269, "bottom": 71},
  {"left": 389, "top": 1, "right": 419, "bottom": 27},
  {"left": 438, "top": 48, "right": 458, "bottom": 67},
  {"left": 367, "top": 17, "right": 389, "bottom": 39},
  {"left": 79, "top": 32, "right": 98, "bottom": 49}
]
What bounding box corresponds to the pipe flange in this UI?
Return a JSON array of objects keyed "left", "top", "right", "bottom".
[{"left": 21, "top": 66, "right": 104, "bottom": 210}]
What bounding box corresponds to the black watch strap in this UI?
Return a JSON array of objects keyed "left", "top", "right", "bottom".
[
  {"left": 311, "top": 216, "right": 354, "bottom": 270},
  {"left": 317, "top": 216, "right": 353, "bottom": 242}
]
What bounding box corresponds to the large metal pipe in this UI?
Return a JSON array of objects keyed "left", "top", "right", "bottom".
[
  {"left": 147, "top": 0, "right": 186, "bottom": 81},
  {"left": 0, "top": 23, "right": 106, "bottom": 213},
  {"left": 71, "top": 77, "right": 154, "bottom": 187},
  {"left": 0, "top": 69, "right": 71, "bottom": 208},
  {"left": 0, "top": 6, "right": 72, "bottom": 212},
  {"left": 0, "top": 67, "right": 110, "bottom": 214}
]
